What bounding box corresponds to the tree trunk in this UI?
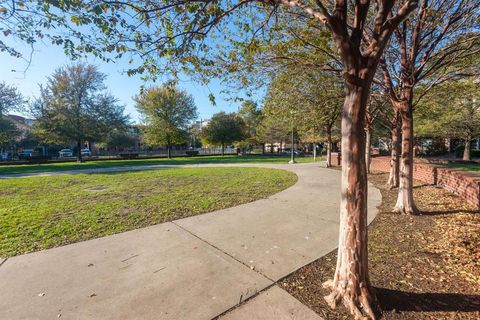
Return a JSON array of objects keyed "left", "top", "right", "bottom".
[
  {"left": 387, "top": 117, "right": 401, "bottom": 189},
  {"left": 221, "top": 143, "right": 225, "bottom": 156},
  {"left": 262, "top": 143, "right": 265, "bottom": 155},
  {"left": 323, "top": 84, "right": 376, "bottom": 319},
  {"left": 270, "top": 143, "right": 274, "bottom": 153},
  {"left": 326, "top": 129, "right": 332, "bottom": 167},
  {"left": 167, "top": 144, "right": 171, "bottom": 159},
  {"left": 394, "top": 106, "right": 418, "bottom": 215},
  {"left": 77, "top": 140, "right": 83, "bottom": 163},
  {"left": 365, "top": 126, "right": 372, "bottom": 174},
  {"left": 313, "top": 143, "right": 317, "bottom": 161},
  {"left": 463, "top": 139, "right": 471, "bottom": 161}
]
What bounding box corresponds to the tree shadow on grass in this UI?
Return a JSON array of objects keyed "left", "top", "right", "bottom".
[{"left": 376, "top": 287, "right": 480, "bottom": 313}]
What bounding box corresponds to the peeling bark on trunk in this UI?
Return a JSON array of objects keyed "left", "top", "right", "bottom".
[
  {"left": 463, "top": 139, "right": 471, "bottom": 161},
  {"left": 387, "top": 118, "right": 401, "bottom": 189},
  {"left": 394, "top": 105, "right": 418, "bottom": 215},
  {"left": 323, "top": 84, "right": 376, "bottom": 319}
]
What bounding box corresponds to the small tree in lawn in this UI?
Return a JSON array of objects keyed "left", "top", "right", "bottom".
[
  {"left": 202, "top": 112, "right": 246, "bottom": 156},
  {"left": 135, "top": 84, "right": 197, "bottom": 159},
  {"left": 416, "top": 79, "right": 480, "bottom": 160},
  {"left": 32, "top": 63, "right": 129, "bottom": 162}
]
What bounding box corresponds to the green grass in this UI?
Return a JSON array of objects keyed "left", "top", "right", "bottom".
[
  {"left": 0, "top": 167, "right": 297, "bottom": 257},
  {"left": 0, "top": 155, "right": 319, "bottom": 175},
  {"left": 443, "top": 162, "right": 480, "bottom": 173}
]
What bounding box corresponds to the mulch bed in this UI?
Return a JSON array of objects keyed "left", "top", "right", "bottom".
[{"left": 282, "top": 172, "right": 480, "bottom": 319}]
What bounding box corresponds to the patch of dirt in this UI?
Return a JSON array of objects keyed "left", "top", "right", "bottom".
[{"left": 283, "top": 172, "right": 480, "bottom": 319}]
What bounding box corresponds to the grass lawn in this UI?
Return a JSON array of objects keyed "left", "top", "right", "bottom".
[
  {"left": 0, "top": 167, "right": 297, "bottom": 257},
  {"left": 443, "top": 162, "right": 480, "bottom": 173},
  {"left": 0, "top": 154, "right": 320, "bottom": 175}
]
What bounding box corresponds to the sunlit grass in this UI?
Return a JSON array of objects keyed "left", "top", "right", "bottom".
[{"left": 0, "top": 167, "right": 297, "bottom": 257}]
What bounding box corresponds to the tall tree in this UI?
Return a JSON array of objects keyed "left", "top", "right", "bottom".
[
  {"left": 416, "top": 78, "right": 480, "bottom": 160},
  {"left": 201, "top": 112, "right": 246, "bottom": 155},
  {"left": 0, "top": 116, "right": 19, "bottom": 152},
  {"left": 263, "top": 66, "right": 343, "bottom": 165},
  {"left": 238, "top": 100, "right": 264, "bottom": 152},
  {"left": 32, "top": 63, "right": 129, "bottom": 162},
  {"left": 379, "top": 0, "right": 480, "bottom": 214},
  {"left": 135, "top": 84, "right": 197, "bottom": 159},
  {"left": 0, "top": 82, "right": 25, "bottom": 116}
]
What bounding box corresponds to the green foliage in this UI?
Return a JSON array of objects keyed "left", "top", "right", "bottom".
[
  {"left": 201, "top": 112, "right": 246, "bottom": 151},
  {"left": 262, "top": 66, "right": 343, "bottom": 144},
  {"left": 134, "top": 84, "right": 197, "bottom": 150},
  {"left": 416, "top": 78, "right": 480, "bottom": 142},
  {"left": 237, "top": 100, "right": 263, "bottom": 147},
  {"left": 0, "top": 167, "right": 297, "bottom": 257},
  {"left": 98, "top": 129, "right": 137, "bottom": 149},
  {"left": 0, "top": 116, "right": 19, "bottom": 147},
  {"left": 31, "top": 63, "right": 129, "bottom": 151},
  {"left": 0, "top": 82, "right": 25, "bottom": 116}
]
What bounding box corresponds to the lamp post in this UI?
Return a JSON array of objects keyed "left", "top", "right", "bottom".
[{"left": 289, "top": 110, "right": 296, "bottom": 164}]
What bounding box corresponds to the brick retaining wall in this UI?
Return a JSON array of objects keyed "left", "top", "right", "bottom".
[{"left": 330, "top": 153, "right": 480, "bottom": 209}]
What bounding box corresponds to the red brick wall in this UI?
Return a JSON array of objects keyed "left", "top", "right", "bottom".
[
  {"left": 370, "top": 157, "right": 391, "bottom": 172},
  {"left": 330, "top": 154, "right": 480, "bottom": 209},
  {"left": 330, "top": 152, "right": 341, "bottom": 166},
  {"left": 437, "top": 168, "right": 480, "bottom": 208},
  {"left": 412, "top": 163, "right": 437, "bottom": 185}
]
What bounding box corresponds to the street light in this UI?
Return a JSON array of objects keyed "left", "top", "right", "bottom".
[{"left": 289, "top": 110, "right": 297, "bottom": 164}]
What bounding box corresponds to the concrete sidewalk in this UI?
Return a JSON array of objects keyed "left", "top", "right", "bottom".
[{"left": 0, "top": 163, "right": 381, "bottom": 320}]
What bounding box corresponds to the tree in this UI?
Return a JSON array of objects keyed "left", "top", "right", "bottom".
[
  {"left": 0, "top": 116, "right": 19, "bottom": 151},
  {"left": 379, "top": 0, "right": 480, "bottom": 214},
  {"left": 32, "top": 63, "right": 129, "bottom": 162},
  {"left": 0, "top": 82, "right": 25, "bottom": 116},
  {"left": 99, "top": 129, "right": 137, "bottom": 150},
  {"left": 202, "top": 112, "right": 246, "bottom": 155},
  {"left": 6, "top": 1, "right": 419, "bottom": 317},
  {"left": 416, "top": 79, "right": 480, "bottom": 160},
  {"left": 364, "top": 93, "right": 390, "bottom": 173},
  {"left": 263, "top": 66, "right": 343, "bottom": 165},
  {"left": 135, "top": 84, "right": 197, "bottom": 159},
  {"left": 257, "top": 116, "right": 290, "bottom": 153},
  {"left": 238, "top": 100, "right": 263, "bottom": 153}
]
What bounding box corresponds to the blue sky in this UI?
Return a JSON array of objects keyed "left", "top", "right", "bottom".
[{"left": 1, "top": 41, "right": 256, "bottom": 124}]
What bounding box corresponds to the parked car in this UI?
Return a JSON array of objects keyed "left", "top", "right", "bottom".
[
  {"left": 59, "top": 149, "right": 74, "bottom": 158},
  {"left": 18, "top": 149, "right": 35, "bottom": 160},
  {"left": 282, "top": 149, "right": 305, "bottom": 156},
  {"left": 81, "top": 148, "right": 92, "bottom": 157}
]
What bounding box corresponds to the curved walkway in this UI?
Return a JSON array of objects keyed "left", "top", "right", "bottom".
[{"left": 0, "top": 163, "right": 381, "bottom": 320}]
